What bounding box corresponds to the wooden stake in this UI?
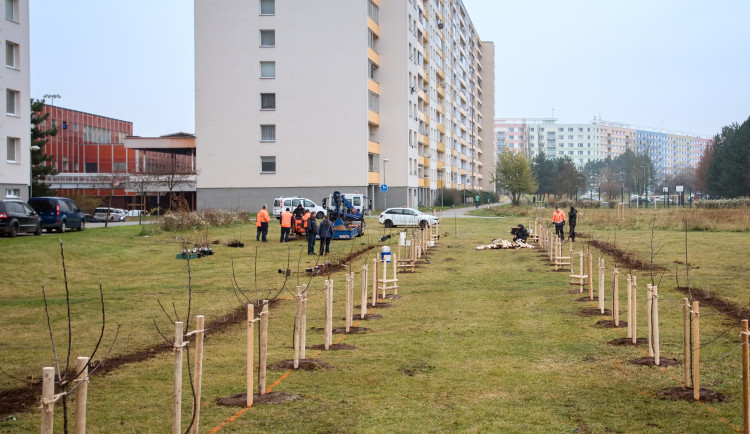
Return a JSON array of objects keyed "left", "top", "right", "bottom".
[
  {"left": 324, "top": 280, "right": 331, "bottom": 350},
  {"left": 41, "top": 366, "right": 55, "bottom": 434},
  {"left": 579, "top": 251, "right": 584, "bottom": 293},
  {"left": 612, "top": 268, "right": 619, "bottom": 327},
  {"left": 191, "top": 316, "right": 205, "bottom": 434},
  {"left": 381, "top": 256, "right": 387, "bottom": 299},
  {"left": 294, "top": 287, "right": 302, "bottom": 368},
  {"left": 692, "top": 300, "right": 700, "bottom": 400},
  {"left": 653, "top": 285, "right": 660, "bottom": 366},
  {"left": 372, "top": 258, "right": 378, "bottom": 307},
  {"left": 599, "top": 258, "right": 604, "bottom": 315},
  {"left": 301, "top": 286, "right": 307, "bottom": 360},
  {"left": 647, "top": 284, "right": 654, "bottom": 357},
  {"left": 259, "top": 302, "right": 269, "bottom": 395},
  {"left": 346, "top": 273, "right": 353, "bottom": 333},
  {"left": 742, "top": 319, "right": 749, "bottom": 434},
  {"left": 626, "top": 275, "right": 632, "bottom": 338},
  {"left": 631, "top": 276, "right": 637, "bottom": 344},
  {"left": 173, "top": 321, "right": 184, "bottom": 434},
  {"left": 587, "top": 252, "right": 594, "bottom": 300},
  {"left": 683, "top": 298, "right": 691, "bottom": 386},
  {"left": 393, "top": 254, "right": 398, "bottom": 295},
  {"left": 247, "top": 304, "right": 254, "bottom": 407},
  {"left": 361, "top": 264, "right": 368, "bottom": 319},
  {"left": 74, "top": 357, "right": 89, "bottom": 434}
]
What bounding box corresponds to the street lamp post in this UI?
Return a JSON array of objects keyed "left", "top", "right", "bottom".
[
  {"left": 382, "top": 158, "right": 389, "bottom": 211},
  {"left": 29, "top": 145, "right": 40, "bottom": 199},
  {"left": 43, "top": 94, "right": 61, "bottom": 107}
]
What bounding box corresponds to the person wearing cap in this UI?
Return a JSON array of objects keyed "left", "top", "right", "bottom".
[
  {"left": 306, "top": 210, "right": 318, "bottom": 255},
  {"left": 256, "top": 205, "right": 270, "bottom": 242},
  {"left": 513, "top": 223, "right": 529, "bottom": 243},
  {"left": 552, "top": 205, "right": 566, "bottom": 241}
]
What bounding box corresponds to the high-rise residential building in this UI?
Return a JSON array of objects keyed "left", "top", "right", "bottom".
[
  {"left": 1, "top": 0, "right": 31, "bottom": 200},
  {"left": 195, "top": 0, "right": 494, "bottom": 211},
  {"left": 495, "top": 118, "right": 711, "bottom": 180}
]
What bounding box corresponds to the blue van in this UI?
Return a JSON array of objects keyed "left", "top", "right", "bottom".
[{"left": 27, "top": 197, "right": 85, "bottom": 232}]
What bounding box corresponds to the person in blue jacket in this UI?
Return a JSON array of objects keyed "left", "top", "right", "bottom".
[{"left": 318, "top": 215, "right": 334, "bottom": 255}]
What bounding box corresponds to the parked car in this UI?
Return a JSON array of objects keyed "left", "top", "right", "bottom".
[
  {"left": 0, "top": 199, "right": 42, "bottom": 237},
  {"left": 28, "top": 197, "right": 85, "bottom": 232},
  {"left": 378, "top": 207, "right": 440, "bottom": 229},
  {"left": 94, "top": 207, "right": 127, "bottom": 222},
  {"left": 82, "top": 213, "right": 99, "bottom": 223},
  {"left": 272, "top": 197, "right": 326, "bottom": 219},
  {"left": 126, "top": 209, "right": 147, "bottom": 217}
]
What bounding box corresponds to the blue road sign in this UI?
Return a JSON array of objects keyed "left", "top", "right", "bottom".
[{"left": 380, "top": 184, "right": 388, "bottom": 192}]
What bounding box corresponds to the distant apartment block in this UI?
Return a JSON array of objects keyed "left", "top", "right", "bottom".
[
  {"left": 0, "top": 0, "right": 31, "bottom": 200},
  {"left": 195, "top": 0, "right": 494, "bottom": 210},
  {"left": 495, "top": 118, "right": 712, "bottom": 180}
]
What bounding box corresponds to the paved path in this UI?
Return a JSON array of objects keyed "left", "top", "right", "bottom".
[{"left": 438, "top": 197, "right": 511, "bottom": 219}]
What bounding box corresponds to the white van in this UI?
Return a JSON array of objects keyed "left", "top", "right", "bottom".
[
  {"left": 322, "top": 192, "right": 367, "bottom": 216},
  {"left": 272, "top": 197, "right": 326, "bottom": 219}
]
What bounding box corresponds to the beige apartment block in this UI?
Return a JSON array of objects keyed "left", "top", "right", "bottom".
[
  {"left": 195, "top": 0, "right": 494, "bottom": 211},
  {"left": 0, "top": 0, "right": 31, "bottom": 200}
]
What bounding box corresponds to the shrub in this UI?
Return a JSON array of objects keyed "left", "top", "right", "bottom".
[
  {"left": 160, "top": 209, "right": 251, "bottom": 231},
  {"left": 695, "top": 198, "right": 750, "bottom": 209}
]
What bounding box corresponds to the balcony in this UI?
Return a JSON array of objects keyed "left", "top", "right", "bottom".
[
  {"left": 368, "top": 171, "right": 381, "bottom": 184},
  {"left": 368, "top": 140, "right": 380, "bottom": 154},
  {"left": 436, "top": 123, "right": 446, "bottom": 134},
  {"left": 419, "top": 178, "right": 429, "bottom": 187},
  {"left": 436, "top": 141, "right": 446, "bottom": 153},
  {"left": 368, "top": 110, "right": 380, "bottom": 126}
]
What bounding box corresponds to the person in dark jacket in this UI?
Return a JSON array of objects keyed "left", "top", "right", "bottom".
[
  {"left": 568, "top": 206, "right": 578, "bottom": 242},
  {"left": 306, "top": 209, "right": 318, "bottom": 255},
  {"left": 513, "top": 224, "right": 529, "bottom": 243},
  {"left": 318, "top": 215, "right": 334, "bottom": 255}
]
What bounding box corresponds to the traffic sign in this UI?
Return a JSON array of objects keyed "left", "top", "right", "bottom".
[{"left": 380, "top": 184, "right": 388, "bottom": 192}]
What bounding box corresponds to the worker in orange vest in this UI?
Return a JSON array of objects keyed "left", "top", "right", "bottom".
[
  {"left": 280, "top": 208, "right": 293, "bottom": 242},
  {"left": 552, "top": 205, "right": 566, "bottom": 241},
  {"left": 256, "top": 204, "right": 271, "bottom": 242},
  {"left": 301, "top": 209, "right": 311, "bottom": 231}
]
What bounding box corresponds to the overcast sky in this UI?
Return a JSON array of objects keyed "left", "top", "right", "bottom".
[{"left": 30, "top": 0, "right": 749, "bottom": 138}]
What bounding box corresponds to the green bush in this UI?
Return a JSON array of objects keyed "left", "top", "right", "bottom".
[{"left": 695, "top": 198, "right": 750, "bottom": 209}]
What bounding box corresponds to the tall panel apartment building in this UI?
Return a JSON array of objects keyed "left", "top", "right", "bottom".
[
  {"left": 495, "top": 118, "right": 711, "bottom": 180},
  {"left": 0, "top": 0, "right": 31, "bottom": 200},
  {"left": 195, "top": 0, "right": 494, "bottom": 210}
]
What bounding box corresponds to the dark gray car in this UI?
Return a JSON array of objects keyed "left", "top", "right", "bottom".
[{"left": 0, "top": 200, "right": 42, "bottom": 237}]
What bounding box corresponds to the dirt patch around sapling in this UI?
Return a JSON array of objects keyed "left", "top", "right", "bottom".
[
  {"left": 308, "top": 343, "right": 359, "bottom": 351},
  {"left": 351, "top": 313, "right": 382, "bottom": 321},
  {"left": 217, "top": 391, "right": 303, "bottom": 407},
  {"left": 608, "top": 337, "right": 648, "bottom": 346},
  {"left": 268, "top": 358, "right": 335, "bottom": 370},
  {"left": 629, "top": 357, "right": 680, "bottom": 367},
  {"left": 398, "top": 361, "right": 435, "bottom": 377},
  {"left": 577, "top": 307, "right": 611, "bottom": 317},
  {"left": 654, "top": 386, "right": 727, "bottom": 403},
  {"left": 575, "top": 296, "right": 598, "bottom": 302},
  {"left": 383, "top": 294, "right": 401, "bottom": 300},
  {"left": 332, "top": 326, "right": 369, "bottom": 334},
  {"left": 591, "top": 319, "right": 628, "bottom": 329},
  {"left": 587, "top": 239, "right": 664, "bottom": 271}
]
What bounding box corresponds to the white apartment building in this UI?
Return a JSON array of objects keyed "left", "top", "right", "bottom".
[
  {"left": 195, "top": 0, "right": 494, "bottom": 211},
  {"left": 0, "top": 0, "right": 31, "bottom": 200}
]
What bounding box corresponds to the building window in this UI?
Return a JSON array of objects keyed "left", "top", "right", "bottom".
[
  {"left": 260, "top": 61, "right": 275, "bottom": 78},
  {"left": 260, "top": 30, "right": 275, "bottom": 47},
  {"left": 368, "top": 30, "right": 376, "bottom": 49},
  {"left": 368, "top": 60, "right": 378, "bottom": 80},
  {"left": 261, "top": 125, "right": 276, "bottom": 141},
  {"left": 368, "top": 91, "right": 379, "bottom": 113},
  {"left": 568, "top": 127, "right": 573, "bottom": 132},
  {"left": 5, "top": 0, "right": 17, "bottom": 21},
  {"left": 367, "top": 0, "right": 379, "bottom": 24},
  {"left": 5, "top": 188, "right": 20, "bottom": 198},
  {"left": 261, "top": 156, "right": 276, "bottom": 173},
  {"left": 6, "top": 88, "right": 18, "bottom": 115},
  {"left": 261, "top": 93, "right": 275, "bottom": 110},
  {"left": 260, "top": 0, "right": 274, "bottom": 15},
  {"left": 5, "top": 41, "right": 18, "bottom": 68},
  {"left": 6, "top": 136, "right": 18, "bottom": 162}
]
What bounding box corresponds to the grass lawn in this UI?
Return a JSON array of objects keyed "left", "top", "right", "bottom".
[{"left": 0, "top": 209, "right": 749, "bottom": 432}]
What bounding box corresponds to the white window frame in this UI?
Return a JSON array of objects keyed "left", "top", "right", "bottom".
[
  {"left": 260, "top": 156, "right": 276, "bottom": 173},
  {"left": 260, "top": 61, "right": 275, "bottom": 78},
  {"left": 260, "top": 124, "right": 276, "bottom": 142},
  {"left": 6, "top": 136, "right": 18, "bottom": 162},
  {"left": 5, "top": 188, "right": 20, "bottom": 198},
  {"left": 5, "top": 0, "right": 18, "bottom": 22},
  {"left": 259, "top": 0, "right": 275, "bottom": 15},
  {"left": 260, "top": 30, "right": 275, "bottom": 47},
  {"left": 5, "top": 40, "right": 18, "bottom": 69},
  {"left": 6, "top": 88, "right": 18, "bottom": 116}
]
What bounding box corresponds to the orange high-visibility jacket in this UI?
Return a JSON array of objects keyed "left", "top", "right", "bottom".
[
  {"left": 301, "top": 211, "right": 311, "bottom": 228},
  {"left": 552, "top": 209, "right": 566, "bottom": 224},
  {"left": 280, "top": 210, "right": 293, "bottom": 228},
  {"left": 256, "top": 209, "right": 270, "bottom": 227}
]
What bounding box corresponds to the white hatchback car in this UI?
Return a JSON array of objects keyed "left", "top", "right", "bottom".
[
  {"left": 94, "top": 207, "right": 127, "bottom": 222},
  {"left": 378, "top": 207, "right": 439, "bottom": 229}
]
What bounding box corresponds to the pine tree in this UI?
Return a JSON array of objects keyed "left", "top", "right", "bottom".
[{"left": 30, "top": 99, "right": 58, "bottom": 197}]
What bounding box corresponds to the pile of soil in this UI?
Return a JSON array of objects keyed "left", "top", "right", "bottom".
[
  {"left": 654, "top": 386, "right": 727, "bottom": 403},
  {"left": 307, "top": 343, "right": 358, "bottom": 351},
  {"left": 629, "top": 357, "right": 680, "bottom": 367},
  {"left": 587, "top": 239, "right": 664, "bottom": 271},
  {"left": 591, "top": 319, "right": 628, "bottom": 329},
  {"left": 268, "top": 358, "right": 335, "bottom": 370},
  {"left": 332, "top": 326, "right": 369, "bottom": 334},
  {"left": 608, "top": 337, "right": 648, "bottom": 346},
  {"left": 577, "top": 307, "right": 611, "bottom": 317}
]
